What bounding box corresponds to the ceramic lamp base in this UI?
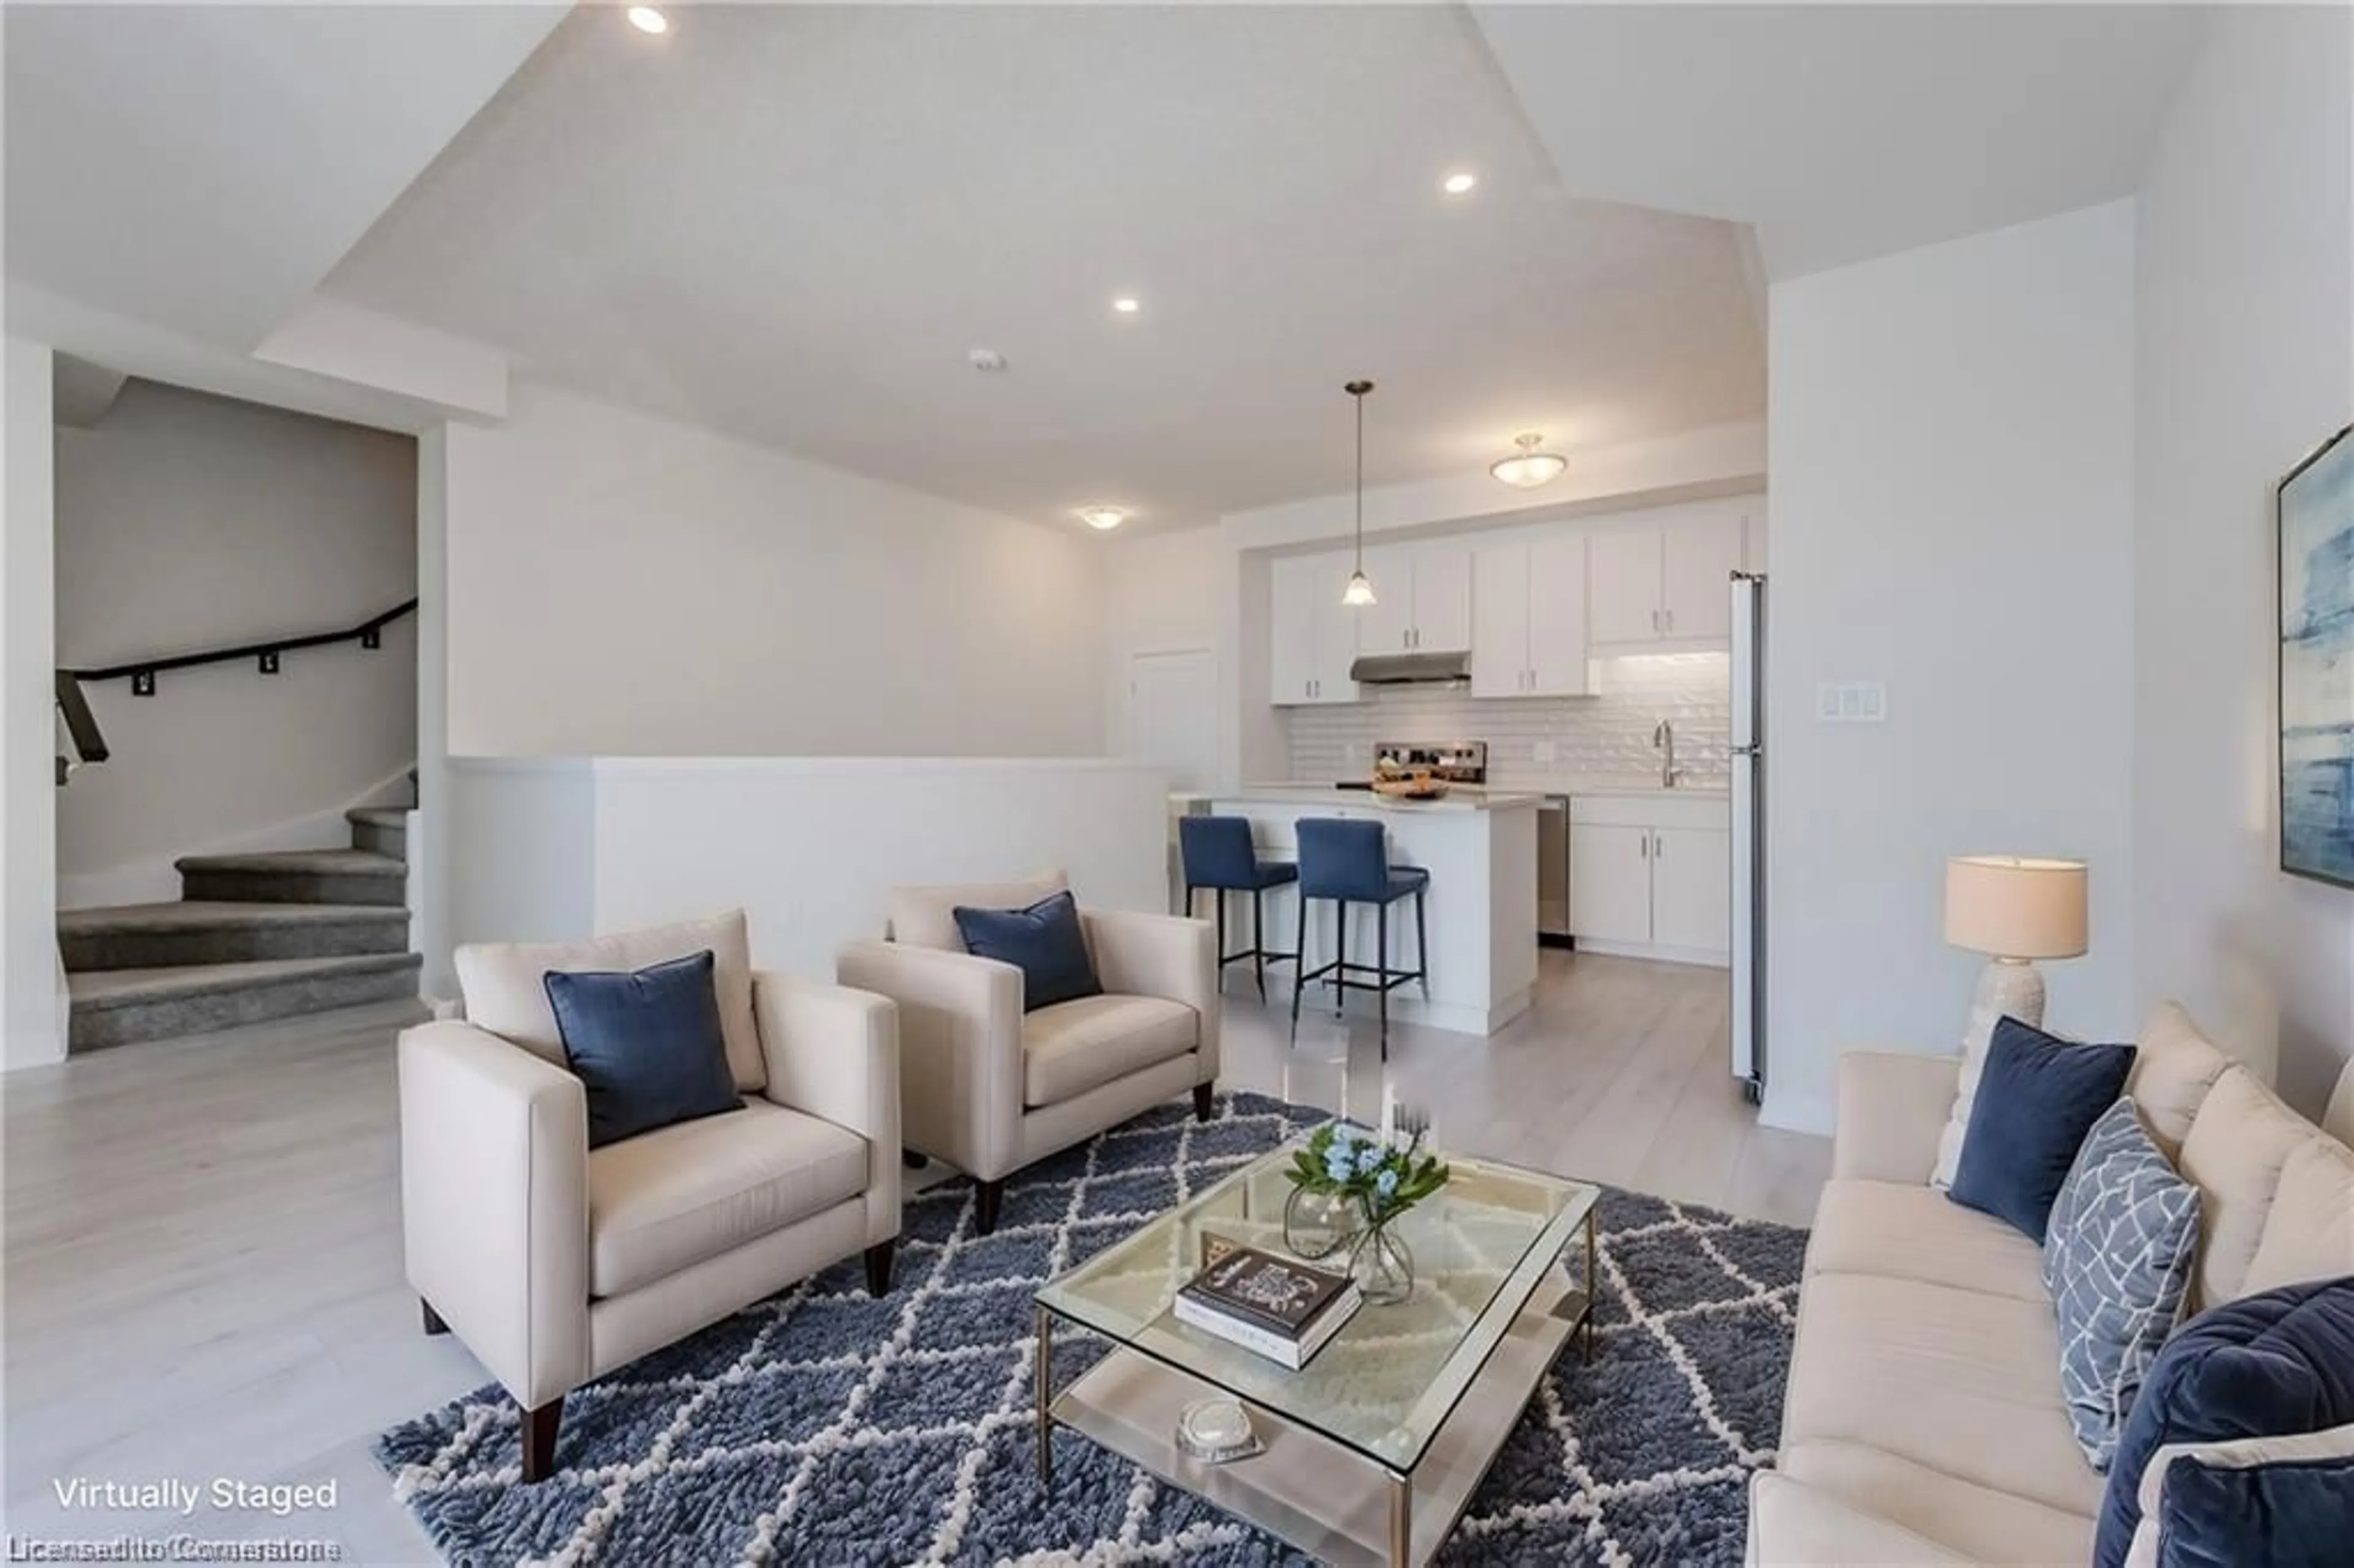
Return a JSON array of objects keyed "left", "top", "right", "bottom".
[{"left": 1962, "top": 957, "right": 2047, "bottom": 1056}]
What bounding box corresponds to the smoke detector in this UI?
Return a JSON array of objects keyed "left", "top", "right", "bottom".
[{"left": 967, "top": 348, "right": 1008, "bottom": 373}]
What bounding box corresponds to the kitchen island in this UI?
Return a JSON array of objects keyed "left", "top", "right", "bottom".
[{"left": 1202, "top": 789, "right": 1539, "bottom": 1035}]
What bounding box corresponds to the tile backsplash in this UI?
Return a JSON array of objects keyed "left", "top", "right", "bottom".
[{"left": 1286, "top": 653, "right": 1732, "bottom": 786}]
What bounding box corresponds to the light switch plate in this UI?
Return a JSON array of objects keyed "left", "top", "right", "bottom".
[{"left": 1816, "top": 681, "right": 1888, "bottom": 723}]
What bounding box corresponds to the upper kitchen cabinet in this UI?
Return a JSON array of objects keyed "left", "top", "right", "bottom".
[
  {"left": 1471, "top": 533, "right": 1591, "bottom": 697},
  {"left": 1588, "top": 515, "right": 1749, "bottom": 649},
  {"left": 1352, "top": 540, "right": 1473, "bottom": 655},
  {"left": 1268, "top": 551, "right": 1360, "bottom": 706}
]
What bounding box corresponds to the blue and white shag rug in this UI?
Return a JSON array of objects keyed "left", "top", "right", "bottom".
[{"left": 378, "top": 1092, "right": 1805, "bottom": 1566}]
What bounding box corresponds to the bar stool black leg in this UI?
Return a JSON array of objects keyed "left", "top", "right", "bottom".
[
  {"left": 1252, "top": 889, "right": 1268, "bottom": 1002},
  {"left": 1214, "top": 890, "right": 1228, "bottom": 995},
  {"left": 1333, "top": 900, "right": 1348, "bottom": 1019},
  {"left": 1415, "top": 888, "right": 1430, "bottom": 999},
  {"left": 1288, "top": 898, "right": 1309, "bottom": 1043},
  {"left": 1376, "top": 902, "right": 1390, "bottom": 1060}
]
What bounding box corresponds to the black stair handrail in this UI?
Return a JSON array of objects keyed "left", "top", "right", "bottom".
[
  {"left": 53, "top": 598, "right": 416, "bottom": 783},
  {"left": 67, "top": 598, "right": 417, "bottom": 689}
]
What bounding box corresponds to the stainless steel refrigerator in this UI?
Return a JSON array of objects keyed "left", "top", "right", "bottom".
[{"left": 1731, "top": 571, "right": 1766, "bottom": 1105}]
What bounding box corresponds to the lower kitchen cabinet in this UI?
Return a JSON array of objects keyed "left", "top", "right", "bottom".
[{"left": 1567, "top": 795, "right": 1731, "bottom": 966}]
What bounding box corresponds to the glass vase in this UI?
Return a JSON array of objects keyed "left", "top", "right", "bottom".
[
  {"left": 1282, "top": 1184, "right": 1357, "bottom": 1262},
  {"left": 1348, "top": 1206, "right": 1415, "bottom": 1306}
]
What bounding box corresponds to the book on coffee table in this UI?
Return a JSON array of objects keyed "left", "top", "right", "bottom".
[{"left": 1173, "top": 1241, "right": 1359, "bottom": 1371}]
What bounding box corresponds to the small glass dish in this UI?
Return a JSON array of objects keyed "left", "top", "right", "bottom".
[{"left": 1175, "top": 1396, "right": 1262, "bottom": 1464}]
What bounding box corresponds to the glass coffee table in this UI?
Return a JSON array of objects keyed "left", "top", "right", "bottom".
[{"left": 1034, "top": 1141, "right": 1600, "bottom": 1567}]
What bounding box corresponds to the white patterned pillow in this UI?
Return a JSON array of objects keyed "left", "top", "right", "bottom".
[{"left": 2043, "top": 1097, "right": 2203, "bottom": 1470}]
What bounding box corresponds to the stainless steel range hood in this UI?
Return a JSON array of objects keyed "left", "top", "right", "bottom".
[{"left": 1348, "top": 650, "right": 1471, "bottom": 686}]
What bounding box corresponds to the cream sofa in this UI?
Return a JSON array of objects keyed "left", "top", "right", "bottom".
[
  {"left": 837, "top": 870, "right": 1217, "bottom": 1235},
  {"left": 400, "top": 911, "right": 900, "bottom": 1482},
  {"left": 1750, "top": 1003, "right": 2354, "bottom": 1566}
]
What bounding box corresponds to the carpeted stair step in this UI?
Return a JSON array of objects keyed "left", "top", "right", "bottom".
[
  {"left": 346, "top": 807, "right": 409, "bottom": 860},
  {"left": 67, "top": 951, "right": 424, "bottom": 1051},
  {"left": 177, "top": 848, "right": 406, "bottom": 907},
  {"left": 58, "top": 901, "right": 410, "bottom": 972}
]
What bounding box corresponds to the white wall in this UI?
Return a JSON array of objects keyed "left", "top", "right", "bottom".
[
  {"left": 3, "top": 340, "right": 64, "bottom": 1068},
  {"left": 438, "top": 755, "right": 1167, "bottom": 991},
  {"left": 1103, "top": 525, "right": 1227, "bottom": 767},
  {"left": 439, "top": 382, "right": 1108, "bottom": 759},
  {"left": 1765, "top": 201, "right": 2138, "bottom": 1133},
  {"left": 2133, "top": 4, "right": 2354, "bottom": 1115},
  {"left": 52, "top": 381, "right": 417, "bottom": 906}
]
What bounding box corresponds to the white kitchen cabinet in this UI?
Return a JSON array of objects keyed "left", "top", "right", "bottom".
[
  {"left": 1471, "top": 533, "right": 1590, "bottom": 698},
  {"left": 1587, "top": 529, "right": 1663, "bottom": 645},
  {"left": 1661, "top": 519, "right": 1743, "bottom": 641},
  {"left": 1568, "top": 794, "right": 1731, "bottom": 964},
  {"left": 1588, "top": 517, "right": 1748, "bottom": 648},
  {"left": 1650, "top": 826, "right": 1732, "bottom": 952},
  {"left": 1268, "top": 552, "right": 1360, "bottom": 706},
  {"left": 1352, "top": 541, "right": 1473, "bottom": 655},
  {"left": 1568, "top": 824, "right": 1651, "bottom": 942}
]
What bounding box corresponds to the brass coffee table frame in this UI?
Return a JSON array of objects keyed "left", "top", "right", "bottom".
[{"left": 1032, "top": 1149, "right": 1598, "bottom": 1568}]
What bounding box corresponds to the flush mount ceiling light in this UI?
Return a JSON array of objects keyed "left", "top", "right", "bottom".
[
  {"left": 626, "top": 6, "right": 669, "bottom": 35},
  {"left": 1491, "top": 432, "right": 1567, "bottom": 488},
  {"left": 1341, "top": 380, "right": 1377, "bottom": 607},
  {"left": 1441, "top": 170, "right": 1479, "bottom": 196},
  {"left": 1078, "top": 506, "right": 1128, "bottom": 531},
  {"left": 1112, "top": 296, "right": 1141, "bottom": 314}
]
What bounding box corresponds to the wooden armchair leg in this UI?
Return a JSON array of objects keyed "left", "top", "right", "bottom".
[
  {"left": 865, "top": 1239, "right": 896, "bottom": 1296},
  {"left": 973, "top": 1178, "right": 1004, "bottom": 1236},
  {"left": 521, "top": 1396, "right": 563, "bottom": 1483},
  {"left": 1193, "top": 1083, "right": 1214, "bottom": 1122}
]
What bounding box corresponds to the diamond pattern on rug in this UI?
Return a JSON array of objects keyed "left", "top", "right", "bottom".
[{"left": 376, "top": 1092, "right": 1806, "bottom": 1566}]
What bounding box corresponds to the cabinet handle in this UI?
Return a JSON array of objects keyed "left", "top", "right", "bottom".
[
  {"left": 1639, "top": 833, "right": 1648, "bottom": 859},
  {"left": 1654, "top": 832, "right": 1664, "bottom": 859},
  {"left": 1665, "top": 609, "right": 1675, "bottom": 633},
  {"left": 1651, "top": 609, "right": 1661, "bottom": 633}
]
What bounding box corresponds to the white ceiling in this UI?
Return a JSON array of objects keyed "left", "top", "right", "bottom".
[
  {"left": 4, "top": 3, "right": 566, "bottom": 349},
  {"left": 321, "top": 4, "right": 1767, "bottom": 528},
  {"left": 1472, "top": 4, "right": 2212, "bottom": 281}
]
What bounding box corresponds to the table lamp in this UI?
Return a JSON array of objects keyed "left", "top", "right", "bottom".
[{"left": 1945, "top": 855, "right": 2089, "bottom": 1051}]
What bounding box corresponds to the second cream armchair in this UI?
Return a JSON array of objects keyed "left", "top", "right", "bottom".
[{"left": 837, "top": 870, "right": 1218, "bottom": 1233}]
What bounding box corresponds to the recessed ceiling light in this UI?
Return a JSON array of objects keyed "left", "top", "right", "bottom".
[
  {"left": 1441, "top": 171, "right": 1479, "bottom": 196},
  {"left": 627, "top": 7, "right": 668, "bottom": 35},
  {"left": 1112, "top": 297, "right": 1141, "bottom": 314},
  {"left": 1078, "top": 506, "right": 1129, "bottom": 531}
]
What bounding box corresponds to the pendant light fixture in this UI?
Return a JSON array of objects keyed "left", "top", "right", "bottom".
[
  {"left": 1341, "top": 379, "right": 1377, "bottom": 606},
  {"left": 1491, "top": 431, "right": 1567, "bottom": 488}
]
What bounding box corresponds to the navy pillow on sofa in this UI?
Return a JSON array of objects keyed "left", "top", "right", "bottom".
[
  {"left": 2093, "top": 1277, "right": 2354, "bottom": 1568},
  {"left": 544, "top": 948, "right": 742, "bottom": 1149},
  {"left": 1949, "top": 1016, "right": 2135, "bottom": 1242},
  {"left": 2156, "top": 1441, "right": 2354, "bottom": 1568},
  {"left": 953, "top": 889, "right": 1102, "bottom": 1013}
]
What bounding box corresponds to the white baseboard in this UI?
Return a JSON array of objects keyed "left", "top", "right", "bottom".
[{"left": 1573, "top": 937, "right": 1731, "bottom": 970}]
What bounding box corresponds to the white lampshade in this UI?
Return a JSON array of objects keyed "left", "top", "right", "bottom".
[{"left": 1945, "top": 856, "right": 2089, "bottom": 960}]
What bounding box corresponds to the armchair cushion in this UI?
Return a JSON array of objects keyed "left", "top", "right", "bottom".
[
  {"left": 545, "top": 950, "right": 741, "bottom": 1149},
  {"left": 455, "top": 908, "right": 766, "bottom": 1092},
  {"left": 587, "top": 1100, "right": 869, "bottom": 1296},
  {"left": 1023, "top": 994, "right": 1197, "bottom": 1107},
  {"left": 954, "top": 890, "right": 1102, "bottom": 1012},
  {"left": 886, "top": 870, "right": 1067, "bottom": 951}
]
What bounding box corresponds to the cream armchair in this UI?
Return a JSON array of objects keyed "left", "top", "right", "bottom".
[
  {"left": 399, "top": 911, "right": 898, "bottom": 1482},
  {"left": 836, "top": 871, "right": 1217, "bottom": 1234}
]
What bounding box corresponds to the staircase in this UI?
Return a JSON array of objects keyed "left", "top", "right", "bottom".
[{"left": 60, "top": 799, "right": 423, "bottom": 1051}]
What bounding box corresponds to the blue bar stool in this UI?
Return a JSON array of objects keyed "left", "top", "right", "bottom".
[
  {"left": 1290, "top": 817, "right": 1429, "bottom": 1059},
  {"left": 1179, "top": 815, "right": 1300, "bottom": 1002}
]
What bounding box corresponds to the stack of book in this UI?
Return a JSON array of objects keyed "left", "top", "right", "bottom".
[{"left": 1173, "top": 1241, "right": 1361, "bottom": 1370}]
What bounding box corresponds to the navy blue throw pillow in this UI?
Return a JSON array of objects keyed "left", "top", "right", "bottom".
[
  {"left": 2094, "top": 1277, "right": 2354, "bottom": 1568},
  {"left": 1948, "top": 1016, "right": 2134, "bottom": 1243},
  {"left": 2157, "top": 1446, "right": 2354, "bottom": 1568},
  {"left": 543, "top": 949, "right": 741, "bottom": 1149},
  {"left": 952, "top": 889, "right": 1102, "bottom": 1013}
]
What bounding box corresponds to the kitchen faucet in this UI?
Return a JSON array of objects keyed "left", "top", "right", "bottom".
[{"left": 1653, "top": 720, "right": 1682, "bottom": 789}]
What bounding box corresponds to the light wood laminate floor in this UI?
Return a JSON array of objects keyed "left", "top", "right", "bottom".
[{"left": 2, "top": 950, "right": 1825, "bottom": 1563}]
